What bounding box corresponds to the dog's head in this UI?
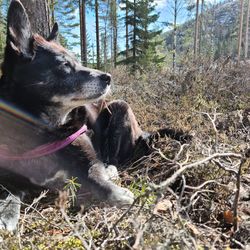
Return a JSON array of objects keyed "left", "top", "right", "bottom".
[{"left": 1, "top": 0, "right": 111, "bottom": 125}]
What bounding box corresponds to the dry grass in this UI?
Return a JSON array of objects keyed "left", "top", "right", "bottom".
[{"left": 0, "top": 60, "right": 249, "bottom": 249}]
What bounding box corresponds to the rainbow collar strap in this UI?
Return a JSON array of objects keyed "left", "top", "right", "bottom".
[{"left": 0, "top": 124, "right": 87, "bottom": 160}]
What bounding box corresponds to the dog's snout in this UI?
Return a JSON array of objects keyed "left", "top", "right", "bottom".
[{"left": 100, "top": 73, "right": 111, "bottom": 85}]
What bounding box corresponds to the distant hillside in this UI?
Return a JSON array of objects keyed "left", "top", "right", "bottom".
[{"left": 163, "top": 0, "right": 242, "bottom": 63}]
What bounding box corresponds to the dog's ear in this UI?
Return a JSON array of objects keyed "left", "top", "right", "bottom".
[
  {"left": 7, "top": 0, "right": 33, "bottom": 58},
  {"left": 47, "top": 22, "right": 59, "bottom": 41}
]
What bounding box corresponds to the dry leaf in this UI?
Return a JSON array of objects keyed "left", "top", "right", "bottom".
[
  {"left": 223, "top": 210, "right": 234, "bottom": 224},
  {"left": 154, "top": 199, "right": 172, "bottom": 214}
]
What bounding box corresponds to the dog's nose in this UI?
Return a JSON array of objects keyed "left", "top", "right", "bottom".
[{"left": 100, "top": 73, "right": 111, "bottom": 85}]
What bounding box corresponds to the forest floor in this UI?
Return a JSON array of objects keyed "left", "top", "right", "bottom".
[{"left": 0, "top": 59, "right": 250, "bottom": 249}]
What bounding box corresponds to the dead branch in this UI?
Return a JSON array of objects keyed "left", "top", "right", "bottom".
[{"left": 150, "top": 152, "right": 243, "bottom": 191}]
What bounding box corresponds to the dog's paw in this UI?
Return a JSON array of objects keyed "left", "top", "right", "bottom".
[
  {"left": 107, "top": 185, "right": 134, "bottom": 206},
  {"left": 88, "top": 162, "right": 134, "bottom": 206},
  {"left": 0, "top": 194, "right": 21, "bottom": 232}
]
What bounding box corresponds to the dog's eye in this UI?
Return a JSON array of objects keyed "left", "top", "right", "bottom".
[
  {"left": 63, "top": 62, "right": 71, "bottom": 68},
  {"left": 55, "top": 60, "right": 73, "bottom": 76}
]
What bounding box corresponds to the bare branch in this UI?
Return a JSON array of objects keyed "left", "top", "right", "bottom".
[{"left": 150, "top": 153, "right": 243, "bottom": 190}]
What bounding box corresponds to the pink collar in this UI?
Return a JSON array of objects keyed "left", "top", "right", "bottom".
[{"left": 0, "top": 124, "right": 87, "bottom": 161}]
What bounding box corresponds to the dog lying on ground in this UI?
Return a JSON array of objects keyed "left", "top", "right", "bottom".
[{"left": 0, "top": 0, "right": 190, "bottom": 231}]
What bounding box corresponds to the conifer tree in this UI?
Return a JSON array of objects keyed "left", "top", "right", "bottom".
[
  {"left": 194, "top": 0, "right": 199, "bottom": 59},
  {"left": 95, "top": 0, "right": 100, "bottom": 69},
  {"left": 120, "top": 0, "right": 163, "bottom": 71},
  {"left": 110, "top": 0, "right": 117, "bottom": 67},
  {"left": 79, "top": 0, "right": 87, "bottom": 66},
  {"left": 54, "top": 0, "right": 80, "bottom": 50},
  {"left": 237, "top": 0, "right": 244, "bottom": 63},
  {"left": 245, "top": 0, "right": 250, "bottom": 58},
  {"left": 99, "top": 0, "right": 110, "bottom": 69}
]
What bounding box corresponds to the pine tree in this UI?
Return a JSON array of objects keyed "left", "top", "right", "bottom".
[
  {"left": 95, "top": 0, "right": 100, "bottom": 69},
  {"left": 245, "top": 0, "right": 250, "bottom": 59},
  {"left": 110, "top": 0, "right": 117, "bottom": 67},
  {"left": 54, "top": 0, "right": 80, "bottom": 50},
  {"left": 171, "top": 0, "right": 178, "bottom": 70},
  {"left": 166, "top": 0, "right": 185, "bottom": 70},
  {"left": 119, "top": 0, "right": 132, "bottom": 62},
  {"left": 199, "top": 0, "right": 204, "bottom": 54},
  {"left": 79, "top": 0, "right": 87, "bottom": 66},
  {"left": 237, "top": 0, "right": 244, "bottom": 63},
  {"left": 194, "top": 0, "right": 199, "bottom": 59},
  {"left": 98, "top": 0, "right": 110, "bottom": 69},
  {"left": 120, "top": 0, "right": 163, "bottom": 71}
]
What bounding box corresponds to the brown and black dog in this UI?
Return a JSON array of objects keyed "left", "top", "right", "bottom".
[{"left": 0, "top": 0, "right": 190, "bottom": 231}]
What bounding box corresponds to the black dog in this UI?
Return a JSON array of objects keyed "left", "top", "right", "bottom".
[{"left": 0, "top": 0, "right": 190, "bottom": 231}]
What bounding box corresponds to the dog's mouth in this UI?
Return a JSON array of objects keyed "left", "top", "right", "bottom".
[{"left": 71, "top": 85, "right": 111, "bottom": 103}]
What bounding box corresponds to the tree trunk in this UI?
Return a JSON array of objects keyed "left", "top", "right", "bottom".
[
  {"left": 102, "top": 1, "right": 108, "bottom": 70},
  {"left": 237, "top": 0, "right": 244, "bottom": 63},
  {"left": 245, "top": 0, "right": 250, "bottom": 59},
  {"left": 95, "top": 0, "right": 100, "bottom": 69},
  {"left": 125, "top": 0, "right": 129, "bottom": 60},
  {"left": 198, "top": 0, "right": 204, "bottom": 54},
  {"left": 104, "top": 28, "right": 107, "bottom": 71},
  {"left": 20, "top": 0, "right": 51, "bottom": 38},
  {"left": 110, "top": 31, "right": 113, "bottom": 66},
  {"left": 79, "top": 0, "right": 87, "bottom": 66},
  {"left": 194, "top": 0, "right": 199, "bottom": 60},
  {"left": 112, "top": 0, "right": 117, "bottom": 68},
  {"left": 173, "top": 0, "right": 177, "bottom": 71},
  {"left": 132, "top": 0, "right": 136, "bottom": 70}
]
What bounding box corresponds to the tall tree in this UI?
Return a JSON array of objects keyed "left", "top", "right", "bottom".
[
  {"left": 245, "top": 0, "right": 250, "bottom": 59},
  {"left": 237, "top": 0, "right": 244, "bottom": 63},
  {"left": 138, "top": 0, "right": 163, "bottom": 68},
  {"left": 194, "top": 0, "right": 199, "bottom": 59},
  {"left": 120, "top": 0, "right": 129, "bottom": 60},
  {"left": 198, "top": 0, "right": 204, "bottom": 54},
  {"left": 95, "top": 0, "right": 100, "bottom": 69},
  {"left": 20, "top": 0, "right": 51, "bottom": 37},
  {"left": 125, "top": 0, "right": 129, "bottom": 60},
  {"left": 132, "top": 0, "right": 136, "bottom": 69},
  {"left": 168, "top": 0, "right": 184, "bottom": 70},
  {"left": 120, "top": 0, "right": 163, "bottom": 71},
  {"left": 173, "top": 0, "right": 177, "bottom": 70},
  {"left": 79, "top": 0, "right": 87, "bottom": 66},
  {"left": 110, "top": 0, "right": 117, "bottom": 67},
  {"left": 99, "top": 0, "right": 109, "bottom": 70}
]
